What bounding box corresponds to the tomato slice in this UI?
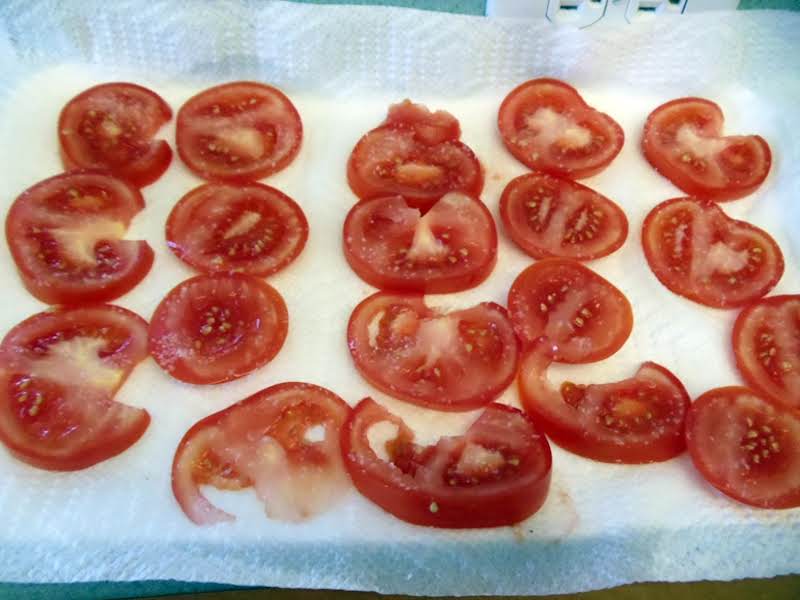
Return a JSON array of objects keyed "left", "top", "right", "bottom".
[
  {"left": 642, "top": 197, "right": 783, "bottom": 308},
  {"left": 499, "top": 172, "right": 628, "bottom": 260},
  {"left": 733, "top": 295, "right": 800, "bottom": 411},
  {"left": 149, "top": 274, "right": 288, "bottom": 385},
  {"left": 176, "top": 82, "right": 303, "bottom": 182},
  {"left": 642, "top": 98, "right": 771, "bottom": 201},
  {"left": 166, "top": 182, "right": 308, "bottom": 277},
  {"left": 59, "top": 83, "right": 172, "bottom": 187},
  {"left": 172, "top": 382, "right": 350, "bottom": 525},
  {"left": 497, "top": 78, "right": 624, "bottom": 179},
  {"left": 0, "top": 305, "right": 150, "bottom": 471},
  {"left": 347, "top": 292, "right": 519, "bottom": 411},
  {"left": 507, "top": 258, "right": 632, "bottom": 363},
  {"left": 347, "top": 100, "right": 483, "bottom": 211},
  {"left": 342, "top": 398, "right": 551, "bottom": 528},
  {"left": 518, "top": 347, "right": 690, "bottom": 463},
  {"left": 342, "top": 192, "right": 497, "bottom": 293},
  {"left": 686, "top": 387, "right": 800, "bottom": 509},
  {"left": 5, "top": 171, "right": 154, "bottom": 305}
]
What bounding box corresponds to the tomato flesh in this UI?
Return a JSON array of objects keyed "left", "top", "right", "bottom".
[
  {"left": 0, "top": 305, "right": 150, "bottom": 471},
  {"left": 343, "top": 192, "right": 497, "bottom": 293},
  {"left": 642, "top": 197, "right": 783, "bottom": 308},
  {"left": 347, "top": 292, "right": 519, "bottom": 411},
  {"left": 686, "top": 387, "right": 800, "bottom": 509},
  {"left": 149, "top": 274, "right": 288, "bottom": 385},
  {"left": 341, "top": 398, "right": 552, "bottom": 528},
  {"left": 59, "top": 82, "right": 172, "bottom": 187},
  {"left": 642, "top": 98, "right": 771, "bottom": 201}
]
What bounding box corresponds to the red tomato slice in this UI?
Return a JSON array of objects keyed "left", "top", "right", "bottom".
[
  {"left": 342, "top": 192, "right": 497, "bottom": 293},
  {"left": 518, "top": 347, "right": 690, "bottom": 463},
  {"left": 733, "top": 295, "right": 800, "bottom": 411},
  {"left": 497, "top": 78, "right": 624, "bottom": 179},
  {"left": 347, "top": 100, "right": 484, "bottom": 211},
  {"left": 59, "top": 83, "right": 172, "bottom": 188},
  {"left": 342, "top": 398, "right": 551, "bottom": 528},
  {"left": 686, "top": 386, "right": 800, "bottom": 509},
  {"left": 172, "top": 382, "right": 350, "bottom": 525},
  {"left": 347, "top": 292, "right": 519, "bottom": 411},
  {"left": 5, "top": 171, "right": 154, "bottom": 305},
  {"left": 642, "top": 98, "right": 771, "bottom": 201},
  {"left": 499, "top": 172, "right": 628, "bottom": 260},
  {"left": 149, "top": 274, "right": 288, "bottom": 385},
  {"left": 166, "top": 182, "right": 308, "bottom": 277},
  {"left": 507, "top": 258, "right": 632, "bottom": 363},
  {"left": 0, "top": 305, "right": 150, "bottom": 471},
  {"left": 642, "top": 197, "right": 783, "bottom": 308},
  {"left": 176, "top": 82, "right": 302, "bottom": 183}
]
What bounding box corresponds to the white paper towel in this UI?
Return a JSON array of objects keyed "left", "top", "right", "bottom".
[{"left": 0, "top": 0, "right": 799, "bottom": 595}]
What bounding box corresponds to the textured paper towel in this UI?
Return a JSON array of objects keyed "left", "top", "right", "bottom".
[{"left": 0, "top": 0, "right": 799, "bottom": 595}]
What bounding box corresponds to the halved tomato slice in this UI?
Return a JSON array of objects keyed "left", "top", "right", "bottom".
[
  {"left": 341, "top": 398, "right": 552, "bottom": 528},
  {"left": 172, "top": 382, "right": 350, "bottom": 525},
  {"left": 342, "top": 192, "right": 496, "bottom": 293},
  {"left": 149, "top": 274, "right": 288, "bottom": 385},
  {"left": 499, "top": 172, "right": 628, "bottom": 260},
  {"left": 347, "top": 100, "right": 483, "bottom": 211},
  {"left": 176, "top": 82, "right": 302, "bottom": 182},
  {"left": 166, "top": 182, "right": 308, "bottom": 277},
  {"left": 518, "top": 347, "right": 690, "bottom": 463},
  {"left": 347, "top": 292, "right": 519, "bottom": 411},
  {"left": 733, "top": 295, "right": 800, "bottom": 411},
  {"left": 497, "top": 78, "right": 624, "bottom": 179},
  {"left": 642, "top": 197, "right": 783, "bottom": 308},
  {"left": 5, "top": 171, "right": 154, "bottom": 305},
  {"left": 0, "top": 305, "right": 150, "bottom": 471},
  {"left": 642, "top": 98, "right": 771, "bottom": 201},
  {"left": 59, "top": 82, "right": 172, "bottom": 187},
  {"left": 507, "top": 258, "right": 632, "bottom": 363},
  {"left": 686, "top": 387, "right": 800, "bottom": 509}
]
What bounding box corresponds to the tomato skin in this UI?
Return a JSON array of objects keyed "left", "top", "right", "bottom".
[
  {"left": 642, "top": 97, "right": 771, "bottom": 201},
  {"left": 342, "top": 193, "right": 497, "bottom": 293},
  {"left": 497, "top": 78, "right": 624, "bottom": 179},
  {"left": 499, "top": 172, "right": 628, "bottom": 261},
  {"left": 686, "top": 387, "right": 800, "bottom": 509},
  {"left": 641, "top": 197, "right": 783, "bottom": 309},
  {"left": 518, "top": 347, "right": 690, "bottom": 464},
  {"left": 59, "top": 83, "right": 173, "bottom": 188},
  {"left": 0, "top": 305, "right": 150, "bottom": 471},
  {"left": 733, "top": 295, "right": 800, "bottom": 411},
  {"left": 507, "top": 258, "right": 633, "bottom": 363},
  {"left": 341, "top": 398, "right": 552, "bottom": 528},
  {"left": 5, "top": 170, "right": 154, "bottom": 305}
]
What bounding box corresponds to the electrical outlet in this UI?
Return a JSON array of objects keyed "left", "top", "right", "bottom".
[{"left": 624, "top": 0, "right": 687, "bottom": 23}]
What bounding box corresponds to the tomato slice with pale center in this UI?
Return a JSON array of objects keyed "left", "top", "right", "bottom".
[
  {"left": 642, "top": 98, "right": 771, "bottom": 201},
  {"left": 172, "top": 382, "right": 350, "bottom": 525},
  {"left": 166, "top": 182, "right": 308, "bottom": 277},
  {"left": 518, "top": 347, "right": 690, "bottom": 464},
  {"left": 59, "top": 82, "right": 172, "bottom": 187},
  {"left": 341, "top": 398, "right": 552, "bottom": 528},
  {"left": 507, "top": 258, "right": 632, "bottom": 363},
  {"left": 176, "top": 81, "right": 303, "bottom": 183},
  {"left": 642, "top": 197, "right": 783, "bottom": 308},
  {"left": 148, "top": 274, "right": 288, "bottom": 385},
  {"left": 686, "top": 387, "right": 800, "bottom": 509},
  {"left": 497, "top": 78, "right": 624, "bottom": 179},
  {"left": 733, "top": 295, "right": 800, "bottom": 411},
  {"left": 347, "top": 100, "right": 483, "bottom": 211},
  {"left": 500, "top": 172, "right": 628, "bottom": 260},
  {"left": 5, "top": 171, "right": 154, "bottom": 305},
  {"left": 0, "top": 305, "right": 150, "bottom": 471},
  {"left": 347, "top": 292, "right": 519, "bottom": 411},
  {"left": 342, "top": 192, "right": 497, "bottom": 293}
]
